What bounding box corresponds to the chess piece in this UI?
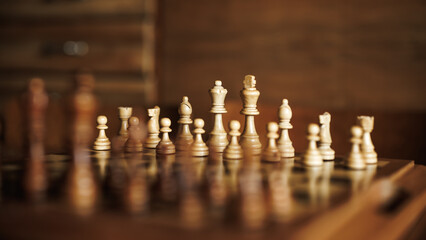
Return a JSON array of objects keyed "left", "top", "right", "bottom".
[
  {"left": 24, "top": 78, "right": 48, "bottom": 202},
  {"left": 93, "top": 115, "right": 111, "bottom": 151},
  {"left": 346, "top": 125, "right": 366, "bottom": 170},
  {"left": 157, "top": 118, "right": 176, "bottom": 155},
  {"left": 224, "top": 120, "right": 243, "bottom": 160},
  {"left": 71, "top": 72, "right": 97, "bottom": 154},
  {"left": 357, "top": 116, "right": 378, "bottom": 164},
  {"left": 118, "top": 107, "right": 133, "bottom": 140},
  {"left": 191, "top": 118, "right": 209, "bottom": 157},
  {"left": 262, "top": 122, "right": 280, "bottom": 162},
  {"left": 319, "top": 112, "right": 335, "bottom": 160},
  {"left": 207, "top": 80, "right": 228, "bottom": 152},
  {"left": 278, "top": 99, "right": 295, "bottom": 158},
  {"left": 144, "top": 106, "right": 161, "bottom": 149},
  {"left": 68, "top": 72, "right": 98, "bottom": 214},
  {"left": 302, "top": 123, "right": 323, "bottom": 166},
  {"left": 125, "top": 117, "right": 143, "bottom": 153},
  {"left": 175, "top": 96, "right": 194, "bottom": 152},
  {"left": 239, "top": 75, "right": 262, "bottom": 155}
]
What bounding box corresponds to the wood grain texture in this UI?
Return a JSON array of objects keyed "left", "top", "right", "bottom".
[{"left": 159, "top": 0, "right": 426, "bottom": 111}]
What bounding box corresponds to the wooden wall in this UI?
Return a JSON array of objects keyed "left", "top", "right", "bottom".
[{"left": 158, "top": 0, "right": 426, "bottom": 163}]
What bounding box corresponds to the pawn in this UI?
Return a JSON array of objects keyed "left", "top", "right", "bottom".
[
  {"left": 302, "top": 124, "right": 323, "bottom": 166},
  {"left": 191, "top": 118, "right": 209, "bottom": 157},
  {"left": 346, "top": 126, "right": 366, "bottom": 170},
  {"left": 224, "top": 120, "right": 243, "bottom": 160},
  {"left": 262, "top": 122, "right": 280, "bottom": 162},
  {"left": 94, "top": 115, "right": 111, "bottom": 151},
  {"left": 157, "top": 118, "right": 176, "bottom": 155},
  {"left": 125, "top": 117, "right": 143, "bottom": 153}
]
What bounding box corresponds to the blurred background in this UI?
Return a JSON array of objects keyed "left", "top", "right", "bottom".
[{"left": 0, "top": 0, "right": 425, "bottom": 163}]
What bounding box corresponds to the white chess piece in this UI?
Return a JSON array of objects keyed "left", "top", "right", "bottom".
[
  {"left": 224, "top": 120, "right": 243, "bottom": 160},
  {"left": 346, "top": 125, "right": 366, "bottom": 170},
  {"left": 192, "top": 118, "right": 209, "bottom": 157},
  {"left": 94, "top": 115, "right": 111, "bottom": 151},
  {"left": 303, "top": 123, "right": 323, "bottom": 166},
  {"left": 239, "top": 75, "right": 262, "bottom": 155},
  {"left": 319, "top": 112, "right": 335, "bottom": 160},
  {"left": 357, "top": 116, "right": 378, "bottom": 164},
  {"left": 262, "top": 122, "right": 280, "bottom": 162},
  {"left": 207, "top": 80, "right": 228, "bottom": 152},
  {"left": 278, "top": 99, "right": 295, "bottom": 158}
]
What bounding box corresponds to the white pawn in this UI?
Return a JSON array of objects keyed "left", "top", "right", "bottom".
[
  {"left": 262, "top": 122, "right": 280, "bottom": 162},
  {"left": 278, "top": 99, "right": 295, "bottom": 158},
  {"left": 224, "top": 120, "right": 243, "bottom": 160},
  {"left": 346, "top": 126, "right": 366, "bottom": 170},
  {"left": 357, "top": 116, "right": 378, "bottom": 164},
  {"left": 191, "top": 118, "right": 209, "bottom": 157},
  {"left": 157, "top": 118, "right": 176, "bottom": 155},
  {"left": 94, "top": 115, "right": 111, "bottom": 151},
  {"left": 302, "top": 123, "right": 323, "bottom": 166},
  {"left": 319, "top": 112, "right": 335, "bottom": 160}
]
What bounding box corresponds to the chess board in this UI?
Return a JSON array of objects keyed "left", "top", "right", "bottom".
[{"left": 0, "top": 150, "right": 415, "bottom": 239}]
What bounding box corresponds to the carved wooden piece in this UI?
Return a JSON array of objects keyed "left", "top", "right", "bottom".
[
  {"left": 262, "top": 122, "right": 280, "bottom": 162},
  {"left": 207, "top": 80, "right": 228, "bottom": 152},
  {"left": 239, "top": 75, "right": 262, "bottom": 155},
  {"left": 156, "top": 118, "right": 175, "bottom": 155},
  {"left": 358, "top": 116, "right": 378, "bottom": 164},
  {"left": 191, "top": 118, "right": 209, "bottom": 157},
  {"left": 94, "top": 115, "right": 111, "bottom": 151},
  {"left": 319, "top": 112, "right": 335, "bottom": 160},
  {"left": 223, "top": 120, "right": 243, "bottom": 160},
  {"left": 346, "top": 125, "right": 366, "bottom": 170},
  {"left": 303, "top": 123, "right": 323, "bottom": 166},
  {"left": 175, "top": 96, "right": 194, "bottom": 152},
  {"left": 278, "top": 99, "right": 295, "bottom": 158},
  {"left": 144, "top": 106, "right": 161, "bottom": 149}
]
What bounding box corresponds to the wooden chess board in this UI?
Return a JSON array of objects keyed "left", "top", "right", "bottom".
[{"left": 0, "top": 151, "right": 421, "bottom": 240}]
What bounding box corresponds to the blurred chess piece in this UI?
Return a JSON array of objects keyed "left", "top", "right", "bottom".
[
  {"left": 175, "top": 96, "right": 194, "bottom": 152},
  {"left": 262, "top": 122, "right": 280, "bottom": 162},
  {"left": 24, "top": 78, "right": 48, "bottom": 202},
  {"left": 144, "top": 106, "right": 161, "bottom": 149},
  {"left": 239, "top": 75, "right": 262, "bottom": 155},
  {"left": 67, "top": 72, "right": 98, "bottom": 215},
  {"left": 319, "top": 112, "right": 335, "bottom": 160},
  {"left": 302, "top": 124, "right": 323, "bottom": 166},
  {"left": 93, "top": 115, "right": 111, "bottom": 151},
  {"left": 207, "top": 80, "right": 228, "bottom": 152},
  {"left": 125, "top": 117, "right": 143, "bottom": 153},
  {"left": 357, "top": 116, "right": 378, "bottom": 164},
  {"left": 71, "top": 71, "right": 97, "bottom": 152},
  {"left": 278, "top": 99, "right": 295, "bottom": 158}
]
